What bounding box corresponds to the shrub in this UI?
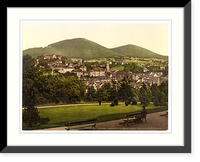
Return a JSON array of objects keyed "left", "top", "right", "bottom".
[
  {"left": 110, "top": 102, "right": 115, "bottom": 107},
  {"left": 113, "top": 97, "right": 118, "bottom": 105},
  {"left": 39, "top": 117, "right": 50, "bottom": 124},
  {"left": 36, "top": 96, "right": 49, "bottom": 105},
  {"left": 128, "top": 97, "right": 132, "bottom": 104},
  {"left": 160, "top": 99, "right": 166, "bottom": 106},
  {"left": 132, "top": 101, "right": 137, "bottom": 105},
  {"left": 153, "top": 97, "right": 160, "bottom": 106},
  {"left": 23, "top": 107, "right": 40, "bottom": 127},
  {"left": 141, "top": 101, "right": 149, "bottom": 106},
  {"left": 125, "top": 100, "right": 129, "bottom": 106}
]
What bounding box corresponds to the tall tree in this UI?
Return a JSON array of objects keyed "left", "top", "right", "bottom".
[
  {"left": 159, "top": 91, "right": 166, "bottom": 106},
  {"left": 139, "top": 87, "right": 150, "bottom": 106},
  {"left": 97, "top": 88, "right": 103, "bottom": 105},
  {"left": 23, "top": 89, "right": 40, "bottom": 127},
  {"left": 159, "top": 81, "right": 168, "bottom": 102},
  {"left": 23, "top": 55, "right": 40, "bottom": 127},
  {"left": 132, "top": 88, "right": 139, "bottom": 105},
  {"left": 87, "top": 86, "right": 96, "bottom": 101},
  {"left": 61, "top": 76, "right": 85, "bottom": 103},
  {"left": 117, "top": 82, "right": 133, "bottom": 101}
]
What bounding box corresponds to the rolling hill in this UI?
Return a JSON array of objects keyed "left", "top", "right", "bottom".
[
  {"left": 23, "top": 38, "right": 168, "bottom": 59},
  {"left": 23, "top": 38, "right": 121, "bottom": 59},
  {"left": 110, "top": 44, "right": 168, "bottom": 59}
]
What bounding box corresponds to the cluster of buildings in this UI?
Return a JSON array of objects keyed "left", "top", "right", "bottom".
[
  {"left": 43, "top": 54, "right": 111, "bottom": 79},
  {"left": 39, "top": 54, "right": 168, "bottom": 91},
  {"left": 131, "top": 72, "right": 168, "bottom": 89},
  {"left": 82, "top": 69, "right": 168, "bottom": 92},
  {"left": 44, "top": 54, "right": 62, "bottom": 60}
]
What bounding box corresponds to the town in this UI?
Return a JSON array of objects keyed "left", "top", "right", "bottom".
[
  {"left": 36, "top": 54, "right": 168, "bottom": 92},
  {"left": 22, "top": 24, "right": 169, "bottom": 131}
]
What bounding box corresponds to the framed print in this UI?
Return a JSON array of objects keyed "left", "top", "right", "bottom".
[{"left": 3, "top": 1, "right": 191, "bottom": 153}]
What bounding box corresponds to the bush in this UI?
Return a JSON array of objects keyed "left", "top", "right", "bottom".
[
  {"left": 128, "top": 97, "right": 132, "bottom": 104},
  {"left": 23, "top": 107, "right": 40, "bottom": 127},
  {"left": 36, "top": 96, "right": 49, "bottom": 105},
  {"left": 160, "top": 99, "right": 166, "bottom": 106},
  {"left": 154, "top": 102, "right": 159, "bottom": 106},
  {"left": 132, "top": 101, "right": 137, "bottom": 105},
  {"left": 153, "top": 97, "right": 160, "bottom": 106},
  {"left": 125, "top": 100, "right": 129, "bottom": 106},
  {"left": 110, "top": 102, "right": 115, "bottom": 107},
  {"left": 39, "top": 117, "right": 50, "bottom": 124},
  {"left": 141, "top": 101, "right": 149, "bottom": 106},
  {"left": 113, "top": 97, "right": 118, "bottom": 105}
]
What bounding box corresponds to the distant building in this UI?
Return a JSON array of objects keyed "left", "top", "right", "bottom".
[
  {"left": 65, "top": 59, "right": 73, "bottom": 67},
  {"left": 44, "top": 54, "right": 62, "bottom": 60},
  {"left": 96, "top": 76, "right": 111, "bottom": 83},
  {"left": 80, "top": 65, "right": 87, "bottom": 72},
  {"left": 149, "top": 72, "right": 163, "bottom": 77},
  {"left": 77, "top": 58, "right": 82, "bottom": 66},
  {"left": 116, "top": 71, "right": 132, "bottom": 78},
  {"left": 36, "top": 58, "right": 40, "bottom": 65},
  {"left": 91, "top": 65, "right": 96, "bottom": 68},
  {"left": 93, "top": 67, "right": 106, "bottom": 77},
  {"left": 71, "top": 69, "right": 83, "bottom": 78},
  {"left": 123, "top": 55, "right": 129, "bottom": 59},
  {"left": 143, "top": 67, "right": 149, "bottom": 72},
  {"left": 100, "top": 64, "right": 106, "bottom": 68},
  {"left": 51, "top": 63, "right": 67, "bottom": 73},
  {"left": 160, "top": 66, "right": 165, "bottom": 70},
  {"left": 106, "top": 60, "right": 110, "bottom": 72},
  {"left": 83, "top": 71, "right": 89, "bottom": 76}
]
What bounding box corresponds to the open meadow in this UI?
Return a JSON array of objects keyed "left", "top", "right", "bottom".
[{"left": 22, "top": 103, "right": 167, "bottom": 130}]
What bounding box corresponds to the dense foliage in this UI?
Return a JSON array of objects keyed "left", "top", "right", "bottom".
[{"left": 123, "top": 62, "right": 143, "bottom": 73}]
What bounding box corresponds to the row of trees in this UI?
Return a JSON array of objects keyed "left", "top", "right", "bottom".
[{"left": 86, "top": 81, "right": 168, "bottom": 106}]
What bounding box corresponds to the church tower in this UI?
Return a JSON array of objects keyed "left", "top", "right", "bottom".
[{"left": 106, "top": 60, "right": 110, "bottom": 72}]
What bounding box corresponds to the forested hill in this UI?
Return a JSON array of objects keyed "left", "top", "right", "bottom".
[
  {"left": 23, "top": 38, "right": 121, "bottom": 59},
  {"left": 23, "top": 38, "right": 167, "bottom": 59},
  {"left": 110, "top": 44, "right": 168, "bottom": 59}
]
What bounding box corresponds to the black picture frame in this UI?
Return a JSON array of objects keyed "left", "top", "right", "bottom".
[{"left": 2, "top": 1, "right": 191, "bottom": 153}]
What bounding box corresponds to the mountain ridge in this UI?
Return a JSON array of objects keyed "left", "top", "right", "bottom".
[
  {"left": 23, "top": 38, "right": 168, "bottom": 59},
  {"left": 110, "top": 44, "right": 167, "bottom": 59}
]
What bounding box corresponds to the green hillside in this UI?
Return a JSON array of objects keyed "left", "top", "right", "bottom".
[
  {"left": 110, "top": 44, "right": 168, "bottom": 59},
  {"left": 23, "top": 38, "right": 121, "bottom": 59},
  {"left": 23, "top": 47, "right": 63, "bottom": 59},
  {"left": 23, "top": 38, "right": 168, "bottom": 59}
]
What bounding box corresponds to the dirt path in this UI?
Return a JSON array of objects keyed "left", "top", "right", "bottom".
[
  {"left": 36, "top": 111, "right": 168, "bottom": 131},
  {"left": 96, "top": 111, "right": 168, "bottom": 130}
]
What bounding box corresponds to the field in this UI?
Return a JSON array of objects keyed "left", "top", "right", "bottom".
[
  {"left": 110, "top": 65, "right": 124, "bottom": 71},
  {"left": 22, "top": 103, "right": 168, "bottom": 130}
]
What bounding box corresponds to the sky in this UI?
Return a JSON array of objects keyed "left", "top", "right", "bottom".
[{"left": 22, "top": 22, "right": 169, "bottom": 56}]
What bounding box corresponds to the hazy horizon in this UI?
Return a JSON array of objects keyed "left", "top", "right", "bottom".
[{"left": 22, "top": 22, "right": 169, "bottom": 56}]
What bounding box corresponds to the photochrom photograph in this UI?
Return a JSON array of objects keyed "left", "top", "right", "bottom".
[{"left": 22, "top": 21, "right": 169, "bottom": 131}]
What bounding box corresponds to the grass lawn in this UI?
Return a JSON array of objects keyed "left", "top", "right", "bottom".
[
  {"left": 22, "top": 103, "right": 168, "bottom": 130},
  {"left": 35, "top": 100, "right": 110, "bottom": 107},
  {"left": 110, "top": 65, "right": 124, "bottom": 71}
]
